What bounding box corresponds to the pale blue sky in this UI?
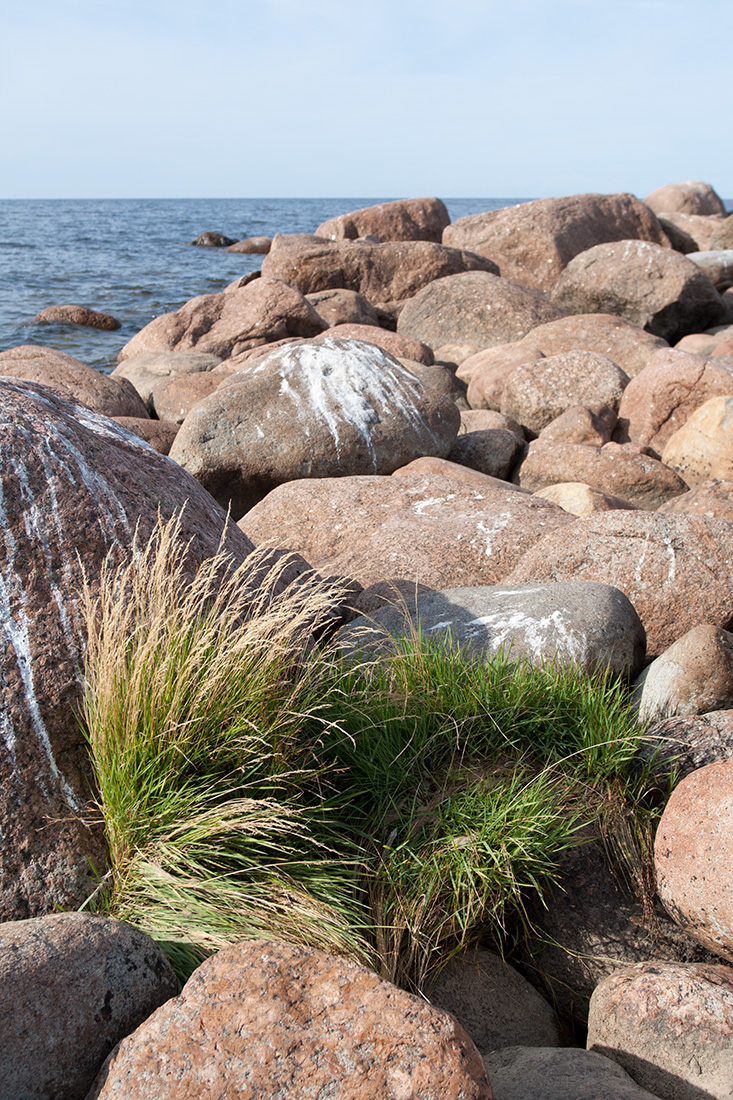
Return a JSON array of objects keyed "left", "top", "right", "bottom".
[{"left": 2, "top": 0, "right": 730, "bottom": 199}]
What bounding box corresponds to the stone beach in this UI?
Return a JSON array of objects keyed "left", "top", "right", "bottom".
[{"left": 4, "top": 184, "right": 733, "bottom": 1099}]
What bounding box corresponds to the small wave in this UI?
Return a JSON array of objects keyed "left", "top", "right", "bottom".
[{"left": 0, "top": 242, "right": 35, "bottom": 249}]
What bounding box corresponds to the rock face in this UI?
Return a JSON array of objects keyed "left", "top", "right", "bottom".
[
  {"left": 588, "top": 962, "right": 733, "bottom": 1100},
  {"left": 0, "top": 378, "right": 254, "bottom": 920},
  {"left": 484, "top": 1046, "right": 663, "bottom": 1100},
  {"left": 661, "top": 395, "right": 733, "bottom": 486},
  {"left": 111, "top": 350, "right": 223, "bottom": 403},
  {"left": 506, "top": 511, "right": 733, "bottom": 657},
  {"left": 551, "top": 240, "right": 727, "bottom": 343},
  {"left": 534, "top": 482, "right": 636, "bottom": 515},
  {"left": 316, "top": 196, "right": 451, "bottom": 243},
  {"left": 659, "top": 477, "right": 733, "bottom": 520},
  {"left": 655, "top": 759, "right": 733, "bottom": 960},
  {"left": 644, "top": 180, "right": 728, "bottom": 217},
  {"left": 0, "top": 913, "right": 176, "bottom": 1100},
  {"left": 168, "top": 338, "right": 460, "bottom": 517},
  {"left": 519, "top": 313, "right": 667, "bottom": 378},
  {"left": 442, "top": 193, "right": 670, "bottom": 291},
  {"left": 261, "top": 238, "right": 499, "bottom": 305},
  {"left": 501, "top": 351, "right": 629, "bottom": 436},
  {"left": 338, "top": 581, "right": 646, "bottom": 678},
  {"left": 538, "top": 404, "right": 617, "bottom": 447},
  {"left": 117, "top": 277, "right": 327, "bottom": 362},
  {"left": 86, "top": 940, "right": 492, "bottom": 1100},
  {"left": 397, "top": 271, "right": 564, "bottom": 352},
  {"left": 632, "top": 624, "right": 733, "bottom": 722},
  {"left": 240, "top": 472, "right": 574, "bottom": 590},
  {"left": 0, "top": 345, "right": 148, "bottom": 418},
  {"left": 31, "top": 304, "right": 121, "bottom": 330}
]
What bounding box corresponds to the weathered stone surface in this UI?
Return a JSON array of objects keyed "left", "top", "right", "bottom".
[
  {"left": 0, "top": 913, "right": 176, "bottom": 1100},
  {"left": 657, "top": 216, "right": 700, "bottom": 254},
  {"left": 662, "top": 395, "right": 733, "bottom": 485},
  {"left": 644, "top": 180, "right": 728, "bottom": 218},
  {"left": 676, "top": 324, "right": 733, "bottom": 358},
  {"left": 588, "top": 962, "right": 733, "bottom": 1100},
  {"left": 111, "top": 350, "right": 223, "bottom": 403},
  {"left": 506, "top": 511, "right": 733, "bottom": 657},
  {"left": 460, "top": 408, "right": 525, "bottom": 437},
  {"left": 614, "top": 348, "right": 733, "bottom": 453},
  {"left": 111, "top": 416, "right": 179, "bottom": 454},
  {"left": 534, "top": 482, "right": 636, "bottom": 515},
  {"left": 436, "top": 343, "right": 481, "bottom": 367},
  {"left": 447, "top": 428, "right": 525, "bottom": 479},
  {"left": 654, "top": 211, "right": 728, "bottom": 253},
  {"left": 639, "top": 711, "right": 733, "bottom": 787},
  {"left": 538, "top": 405, "right": 617, "bottom": 447},
  {"left": 484, "top": 1046, "right": 663, "bottom": 1100},
  {"left": 149, "top": 371, "right": 222, "bottom": 424},
  {"left": 31, "top": 304, "right": 121, "bottom": 330},
  {"left": 430, "top": 947, "right": 564, "bottom": 1058},
  {"left": 0, "top": 378, "right": 254, "bottom": 920},
  {"left": 687, "top": 250, "right": 733, "bottom": 291},
  {"left": 338, "top": 581, "right": 646, "bottom": 677},
  {"left": 656, "top": 758, "right": 733, "bottom": 959},
  {"left": 316, "top": 196, "right": 451, "bottom": 243},
  {"left": 316, "top": 323, "right": 434, "bottom": 364},
  {"left": 86, "top": 940, "right": 491, "bottom": 1100},
  {"left": 169, "top": 338, "right": 460, "bottom": 517},
  {"left": 551, "top": 241, "right": 727, "bottom": 344},
  {"left": 501, "top": 351, "right": 628, "bottom": 436},
  {"left": 0, "top": 345, "right": 148, "bottom": 418},
  {"left": 633, "top": 624, "right": 733, "bottom": 722},
  {"left": 459, "top": 343, "right": 544, "bottom": 395},
  {"left": 226, "top": 235, "right": 271, "bottom": 253},
  {"left": 398, "top": 271, "right": 564, "bottom": 353},
  {"left": 519, "top": 314, "right": 667, "bottom": 379},
  {"left": 442, "top": 193, "right": 669, "bottom": 291},
  {"left": 392, "top": 456, "right": 529, "bottom": 490},
  {"left": 306, "top": 287, "right": 382, "bottom": 328},
  {"left": 399, "top": 360, "right": 468, "bottom": 408},
  {"left": 188, "top": 230, "right": 236, "bottom": 246},
  {"left": 118, "top": 277, "right": 327, "bottom": 362},
  {"left": 240, "top": 472, "right": 573, "bottom": 590},
  {"left": 658, "top": 477, "right": 733, "bottom": 520},
  {"left": 514, "top": 440, "right": 687, "bottom": 510}
]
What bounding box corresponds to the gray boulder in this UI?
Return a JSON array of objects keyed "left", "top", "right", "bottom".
[{"left": 484, "top": 1046, "right": 664, "bottom": 1100}]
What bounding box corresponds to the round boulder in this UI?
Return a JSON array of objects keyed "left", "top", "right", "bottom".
[
  {"left": 644, "top": 180, "right": 728, "bottom": 218},
  {"left": 519, "top": 313, "right": 667, "bottom": 379},
  {"left": 632, "top": 624, "right": 733, "bottom": 723},
  {"left": 662, "top": 395, "right": 733, "bottom": 486},
  {"left": 484, "top": 1046, "right": 663, "bottom": 1100},
  {"left": 501, "top": 350, "right": 629, "bottom": 436}
]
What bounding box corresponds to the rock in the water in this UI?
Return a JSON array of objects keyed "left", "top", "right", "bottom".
[
  {"left": 551, "top": 240, "right": 727, "bottom": 344},
  {"left": 588, "top": 961, "right": 733, "bottom": 1100},
  {"left": 316, "top": 196, "right": 451, "bottom": 243},
  {"left": 169, "top": 338, "right": 460, "bottom": 517},
  {"left": 85, "top": 940, "right": 491, "bottom": 1100},
  {"left": 0, "top": 345, "right": 148, "bottom": 418},
  {"left": 661, "top": 395, "right": 733, "bottom": 485},
  {"left": 188, "top": 231, "right": 237, "bottom": 246},
  {"left": 519, "top": 314, "right": 667, "bottom": 379},
  {"left": 226, "top": 235, "right": 271, "bottom": 253},
  {"left": 442, "top": 193, "right": 670, "bottom": 291},
  {"left": 484, "top": 1046, "right": 664, "bottom": 1100},
  {"left": 31, "top": 304, "right": 121, "bottom": 330},
  {"left": 501, "top": 350, "right": 629, "bottom": 436},
  {"left": 644, "top": 180, "right": 728, "bottom": 217},
  {"left": 632, "top": 624, "right": 733, "bottom": 722},
  {"left": 0, "top": 913, "right": 176, "bottom": 1100}
]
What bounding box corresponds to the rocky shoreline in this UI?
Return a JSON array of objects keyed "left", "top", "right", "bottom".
[{"left": 3, "top": 183, "right": 733, "bottom": 1099}]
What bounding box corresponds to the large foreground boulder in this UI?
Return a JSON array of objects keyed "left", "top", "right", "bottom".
[
  {"left": 169, "top": 338, "right": 460, "bottom": 518},
  {"left": 0, "top": 345, "right": 148, "bottom": 418},
  {"left": 0, "top": 379, "right": 254, "bottom": 920},
  {"left": 86, "top": 940, "right": 492, "bottom": 1100},
  {"left": 316, "top": 196, "right": 450, "bottom": 243}
]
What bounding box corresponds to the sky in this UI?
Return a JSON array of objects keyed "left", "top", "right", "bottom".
[{"left": 2, "top": 0, "right": 730, "bottom": 200}]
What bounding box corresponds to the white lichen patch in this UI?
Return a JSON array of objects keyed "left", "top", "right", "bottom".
[{"left": 464, "top": 607, "right": 588, "bottom": 663}]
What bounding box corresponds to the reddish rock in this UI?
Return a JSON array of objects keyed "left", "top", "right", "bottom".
[
  {"left": 676, "top": 325, "right": 733, "bottom": 358},
  {"left": 86, "top": 940, "right": 491, "bottom": 1100},
  {"left": 240, "top": 472, "right": 573, "bottom": 590},
  {"left": 0, "top": 345, "right": 148, "bottom": 418},
  {"left": 306, "top": 287, "right": 382, "bottom": 328},
  {"left": 460, "top": 408, "right": 525, "bottom": 437},
  {"left": 443, "top": 193, "right": 670, "bottom": 291},
  {"left": 31, "top": 304, "right": 121, "bottom": 330},
  {"left": 316, "top": 197, "right": 451, "bottom": 243},
  {"left": 506, "top": 511, "right": 733, "bottom": 657},
  {"left": 534, "top": 482, "right": 636, "bottom": 515},
  {"left": 226, "top": 235, "right": 271, "bottom": 253},
  {"left": 551, "top": 240, "right": 727, "bottom": 343},
  {"left": 261, "top": 239, "right": 499, "bottom": 305},
  {"left": 149, "top": 371, "right": 222, "bottom": 424},
  {"left": 644, "top": 180, "right": 728, "bottom": 217},
  {"left": 657, "top": 216, "right": 700, "bottom": 254},
  {"left": 0, "top": 913, "right": 176, "bottom": 1100},
  {"left": 661, "top": 395, "right": 733, "bottom": 486},
  {"left": 316, "top": 323, "right": 434, "bottom": 364},
  {"left": 709, "top": 216, "right": 733, "bottom": 252},
  {"left": 0, "top": 378, "right": 253, "bottom": 919},
  {"left": 614, "top": 348, "right": 733, "bottom": 453},
  {"left": 435, "top": 343, "right": 481, "bottom": 367},
  {"left": 117, "top": 277, "right": 327, "bottom": 363},
  {"left": 111, "top": 350, "right": 222, "bottom": 403},
  {"left": 397, "top": 271, "right": 564, "bottom": 353},
  {"left": 658, "top": 477, "right": 733, "bottom": 520},
  {"left": 464, "top": 345, "right": 545, "bottom": 409},
  {"left": 400, "top": 359, "right": 468, "bottom": 408},
  {"left": 519, "top": 313, "right": 667, "bottom": 378},
  {"left": 111, "top": 416, "right": 179, "bottom": 454},
  {"left": 688, "top": 250, "right": 733, "bottom": 291},
  {"left": 447, "top": 428, "right": 525, "bottom": 479},
  {"left": 392, "top": 456, "right": 529, "bottom": 490},
  {"left": 653, "top": 211, "right": 727, "bottom": 252},
  {"left": 590, "top": 963, "right": 733, "bottom": 1100},
  {"left": 501, "top": 351, "right": 628, "bottom": 436},
  {"left": 538, "top": 405, "right": 617, "bottom": 447},
  {"left": 633, "top": 624, "right": 733, "bottom": 722}
]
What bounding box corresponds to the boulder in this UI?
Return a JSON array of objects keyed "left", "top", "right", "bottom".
[
  {"left": 551, "top": 240, "right": 727, "bottom": 344},
  {"left": 655, "top": 758, "right": 733, "bottom": 959},
  {"left": 392, "top": 456, "right": 530, "bottom": 490},
  {"left": 86, "top": 940, "right": 491, "bottom": 1100},
  {"left": 460, "top": 408, "right": 525, "bottom": 437},
  {"left": 435, "top": 343, "right": 481, "bottom": 367},
  {"left": 632, "top": 624, "right": 733, "bottom": 722},
  {"left": 0, "top": 913, "right": 176, "bottom": 1100},
  {"left": 261, "top": 238, "right": 500, "bottom": 305},
  {"left": 306, "top": 287, "right": 382, "bottom": 328},
  {"left": 401, "top": 359, "right": 468, "bottom": 406},
  {"left": 657, "top": 216, "right": 700, "bottom": 254},
  {"left": 338, "top": 581, "right": 646, "bottom": 678},
  {"left": 484, "top": 1046, "right": 664, "bottom": 1100},
  {"left": 111, "top": 350, "right": 222, "bottom": 403},
  {"left": 676, "top": 323, "right": 733, "bottom": 358},
  {"left": 240, "top": 472, "right": 574, "bottom": 590},
  {"left": 430, "top": 946, "right": 564, "bottom": 1058},
  {"left": 614, "top": 348, "right": 733, "bottom": 453},
  {"left": 658, "top": 477, "right": 733, "bottom": 520},
  {"left": 397, "top": 271, "right": 564, "bottom": 353},
  {"left": 538, "top": 405, "right": 617, "bottom": 447},
  {"left": 149, "top": 371, "right": 222, "bottom": 424},
  {"left": 534, "top": 482, "right": 636, "bottom": 515},
  {"left": 644, "top": 180, "right": 727, "bottom": 217},
  {"left": 514, "top": 440, "right": 687, "bottom": 510},
  {"left": 588, "top": 962, "right": 733, "bottom": 1100},
  {"left": 111, "top": 416, "right": 179, "bottom": 454},
  {"left": 316, "top": 323, "right": 434, "bottom": 364},
  {"left": 169, "top": 338, "right": 460, "bottom": 517},
  {"left": 501, "top": 351, "right": 628, "bottom": 436},
  {"left": 460, "top": 342, "right": 544, "bottom": 390},
  {"left": 226, "top": 235, "right": 271, "bottom": 253},
  {"left": 687, "top": 249, "right": 733, "bottom": 291},
  {"left": 505, "top": 511, "right": 733, "bottom": 657},
  {"left": 653, "top": 211, "right": 728, "bottom": 252},
  {"left": 442, "top": 193, "right": 669, "bottom": 291},
  {"left": 709, "top": 216, "right": 733, "bottom": 252},
  {"left": 188, "top": 230, "right": 236, "bottom": 246},
  {"left": 638, "top": 711, "right": 733, "bottom": 787},
  {"left": 661, "top": 395, "right": 733, "bottom": 485},
  {"left": 447, "top": 428, "right": 525, "bottom": 479},
  {"left": 0, "top": 378, "right": 253, "bottom": 920},
  {"left": 316, "top": 196, "right": 451, "bottom": 243},
  {"left": 31, "top": 304, "right": 121, "bottom": 330},
  {"left": 117, "top": 277, "right": 327, "bottom": 363},
  {"left": 519, "top": 313, "right": 667, "bottom": 378},
  {"left": 0, "top": 345, "right": 148, "bottom": 418}
]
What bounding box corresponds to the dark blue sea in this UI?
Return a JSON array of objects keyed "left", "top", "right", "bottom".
[{"left": 0, "top": 198, "right": 531, "bottom": 375}]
